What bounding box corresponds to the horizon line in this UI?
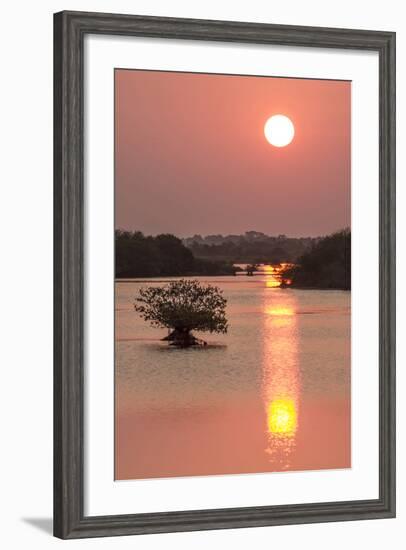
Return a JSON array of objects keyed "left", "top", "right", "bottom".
[{"left": 115, "top": 227, "right": 350, "bottom": 240}]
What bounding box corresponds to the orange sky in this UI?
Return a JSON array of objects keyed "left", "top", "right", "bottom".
[{"left": 115, "top": 69, "right": 350, "bottom": 237}]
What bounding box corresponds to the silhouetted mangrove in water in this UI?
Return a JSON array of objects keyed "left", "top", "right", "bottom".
[{"left": 134, "top": 279, "right": 228, "bottom": 347}]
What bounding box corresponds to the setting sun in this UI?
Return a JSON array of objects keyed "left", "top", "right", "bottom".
[{"left": 264, "top": 115, "right": 295, "bottom": 147}]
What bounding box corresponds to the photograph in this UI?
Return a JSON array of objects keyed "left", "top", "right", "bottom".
[
  {"left": 0, "top": 0, "right": 398, "bottom": 543},
  {"left": 114, "top": 68, "right": 351, "bottom": 481}
]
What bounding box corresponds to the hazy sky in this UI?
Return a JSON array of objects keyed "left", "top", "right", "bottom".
[{"left": 115, "top": 69, "right": 350, "bottom": 237}]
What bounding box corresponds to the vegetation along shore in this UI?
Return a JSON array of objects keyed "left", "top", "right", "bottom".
[{"left": 115, "top": 228, "right": 350, "bottom": 290}]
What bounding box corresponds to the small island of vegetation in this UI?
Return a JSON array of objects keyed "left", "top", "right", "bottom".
[{"left": 135, "top": 279, "right": 228, "bottom": 347}]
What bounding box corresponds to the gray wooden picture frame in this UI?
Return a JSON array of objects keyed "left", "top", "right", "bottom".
[{"left": 54, "top": 10, "right": 396, "bottom": 539}]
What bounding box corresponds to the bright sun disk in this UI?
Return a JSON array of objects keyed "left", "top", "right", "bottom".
[{"left": 264, "top": 115, "right": 295, "bottom": 147}]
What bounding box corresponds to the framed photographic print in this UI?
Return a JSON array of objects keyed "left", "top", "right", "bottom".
[{"left": 54, "top": 11, "right": 396, "bottom": 539}]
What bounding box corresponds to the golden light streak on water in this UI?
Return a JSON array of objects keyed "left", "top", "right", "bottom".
[{"left": 262, "top": 290, "right": 300, "bottom": 468}]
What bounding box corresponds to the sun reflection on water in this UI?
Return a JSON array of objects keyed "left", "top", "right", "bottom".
[
  {"left": 266, "top": 306, "right": 294, "bottom": 316},
  {"left": 262, "top": 291, "right": 300, "bottom": 468},
  {"left": 262, "top": 264, "right": 294, "bottom": 288},
  {"left": 265, "top": 279, "right": 281, "bottom": 288},
  {"left": 267, "top": 399, "right": 297, "bottom": 435}
]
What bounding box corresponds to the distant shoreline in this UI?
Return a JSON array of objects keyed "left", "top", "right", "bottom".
[
  {"left": 115, "top": 229, "right": 351, "bottom": 292},
  {"left": 115, "top": 277, "right": 350, "bottom": 291}
]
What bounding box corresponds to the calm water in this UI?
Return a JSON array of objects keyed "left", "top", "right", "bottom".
[{"left": 115, "top": 276, "right": 351, "bottom": 480}]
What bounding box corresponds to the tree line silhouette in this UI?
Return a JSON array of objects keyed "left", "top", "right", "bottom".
[
  {"left": 115, "top": 230, "right": 236, "bottom": 278},
  {"left": 283, "top": 229, "right": 351, "bottom": 290},
  {"left": 116, "top": 228, "right": 351, "bottom": 289},
  {"left": 186, "top": 233, "right": 314, "bottom": 264}
]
